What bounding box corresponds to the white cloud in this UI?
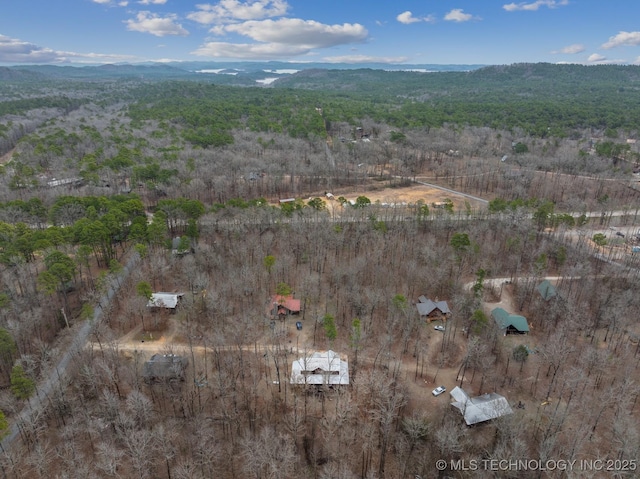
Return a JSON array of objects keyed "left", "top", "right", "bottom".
[
  {"left": 0, "top": 35, "right": 61, "bottom": 63},
  {"left": 192, "top": 41, "right": 309, "bottom": 59},
  {"left": 503, "top": 0, "right": 568, "bottom": 12},
  {"left": 187, "top": 0, "right": 289, "bottom": 24},
  {"left": 125, "top": 11, "right": 189, "bottom": 37},
  {"left": 208, "top": 25, "right": 227, "bottom": 36},
  {"left": 587, "top": 53, "right": 606, "bottom": 63},
  {"left": 322, "top": 54, "right": 408, "bottom": 64},
  {"left": 188, "top": 1, "right": 367, "bottom": 60},
  {"left": 601, "top": 31, "right": 640, "bottom": 49},
  {"left": 444, "top": 9, "right": 475, "bottom": 22},
  {"left": 397, "top": 12, "right": 420, "bottom": 24},
  {"left": 552, "top": 44, "right": 585, "bottom": 54},
  {"left": 192, "top": 19, "right": 367, "bottom": 59},
  {"left": 0, "top": 34, "right": 137, "bottom": 64},
  {"left": 59, "top": 51, "right": 140, "bottom": 63},
  {"left": 585, "top": 53, "right": 626, "bottom": 65},
  {"left": 223, "top": 19, "right": 367, "bottom": 48},
  {"left": 396, "top": 11, "right": 435, "bottom": 25},
  {"left": 138, "top": 0, "right": 167, "bottom": 4},
  {"left": 92, "top": 0, "right": 129, "bottom": 5},
  {"left": 91, "top": 0, "right": 129, "bottom": 7}
]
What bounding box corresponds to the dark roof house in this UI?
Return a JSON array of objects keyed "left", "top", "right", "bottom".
[
  {"left": 491, "top": 307, "right": 529, "bottom": 334},
  {"left": 143, "top": 354, "right": 188, "bottom": 382},
  {"left": 416, "top": 296, "right": 450, "bottom": 321}
]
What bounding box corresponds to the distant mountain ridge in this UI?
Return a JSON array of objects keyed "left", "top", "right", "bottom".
[
  {"left": 162, "top": 60, "right": 484, "bottom": 72},
  {"left": 11, "top": 63, "right": 199, "bottom": 80},
  {"left": 2, "top": 62, "right": 640, "bottom": 97},
  {"left": 1, "top": 61, "right": 485, "bottom": 83},
  {"left": 0, "top": 66, "right": 47, "bottom": 81}
]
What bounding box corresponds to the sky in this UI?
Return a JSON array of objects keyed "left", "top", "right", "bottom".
[{"left": 1, "top": 0, "right": 640, "bottom": 66}]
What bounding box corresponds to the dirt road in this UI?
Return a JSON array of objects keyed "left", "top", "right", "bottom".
[{"left": 0, "top": 253, "right": 140, "bottom": 450}]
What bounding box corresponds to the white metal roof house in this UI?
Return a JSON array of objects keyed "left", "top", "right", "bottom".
[
  {"left": 47, "top": 177, "right": 82, "bottom": 188},
  {"left": 147, "top": 292, "right": 184, "bottom": 310},
  {"left": 290, "top": 350, "right": 349, "bottom": 386},
  {"left": 450, "top": 386, "right": 513, "bottom": 425}
]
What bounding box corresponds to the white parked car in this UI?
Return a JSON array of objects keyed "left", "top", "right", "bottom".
[
  {"left": 432, "top": 386, "right": 446, "bottom": 396},
  {"left": 434, "top": 325, "right": 445, "bottom": 331}
]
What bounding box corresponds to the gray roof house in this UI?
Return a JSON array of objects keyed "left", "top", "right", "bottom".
[
  {"left": 143, "top": 354, "right": 188, "bottom": 382},
  {"left": 416, "top": 296, "right": 451, "bottom": 319},
  {"left": 450, "top": 386, "right": 513, "bottom": 425}
]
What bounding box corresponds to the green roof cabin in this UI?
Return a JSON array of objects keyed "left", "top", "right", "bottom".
[
  {"left": 491, "top": 307, "right": 530, "bottom": 335},
  {"left": 537, "top": 280, "right": 557, "bottom": 301}
]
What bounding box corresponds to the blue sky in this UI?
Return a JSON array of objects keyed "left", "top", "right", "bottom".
[{"left": 1, "top": 0, "right": 639, "bottom": 65}]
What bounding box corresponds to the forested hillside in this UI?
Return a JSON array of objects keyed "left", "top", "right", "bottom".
[{"left": 0, "top": 62, "right": 638, "bottom": 478}]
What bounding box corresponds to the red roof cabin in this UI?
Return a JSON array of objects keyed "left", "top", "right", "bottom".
[{"left": 271, "top": 295, "right": 301, "bottom": 319}]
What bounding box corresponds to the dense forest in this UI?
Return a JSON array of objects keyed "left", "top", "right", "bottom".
[{"left": 0, "top": 62, "right": 638, "bottom": 478}]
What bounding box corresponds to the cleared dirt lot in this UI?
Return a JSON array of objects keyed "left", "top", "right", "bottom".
[
  {"left": 290, "top": 182, "right": 488, "bottom": 216},
  {"left": 337, "top": 183, "right": 481, "bottom": 207}
]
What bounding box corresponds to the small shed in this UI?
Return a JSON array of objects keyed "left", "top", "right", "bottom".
[
  {"left": 143, "top": 354, "right": 188, "bottom": 382},
  {"left": 491, "top": 307, "right": 529, "bottom": 334}
]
